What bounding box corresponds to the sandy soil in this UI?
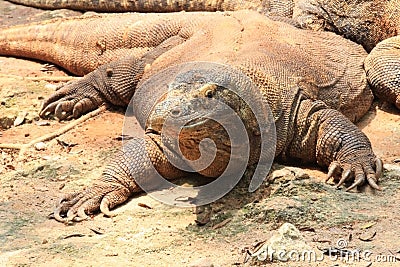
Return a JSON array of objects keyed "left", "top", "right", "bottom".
[{"left": 0, "top": 1, "right": 399, "bottom": 266}]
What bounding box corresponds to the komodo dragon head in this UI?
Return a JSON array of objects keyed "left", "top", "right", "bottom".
[{"left": 132, "top": 63, "right": 275, "bottom": 179}]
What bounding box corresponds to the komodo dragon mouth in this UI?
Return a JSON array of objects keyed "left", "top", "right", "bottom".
[
  {"left": 182, "top": 117, "right": 211, "bottom": 129},
  {"left": 146, "top": 117, "right": 214, "bottom": 134}
]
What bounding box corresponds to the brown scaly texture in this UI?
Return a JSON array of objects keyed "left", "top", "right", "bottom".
[
  {"left": 365, "top": 36, "right": 400, "bottom": 110},
  {"left": 291, "top": 0, "right": 400, "bottom": 110},
  {"left": 0, "top": 11, "right": 382, "bottom": 222},
  {"left": 293, "top": 0, "right": 400, "bottom": 52},
  {"left": 8, "top": 0, "right": 295, "bottom": 16},
  {"left": 8, "top": 0, "right": 399, "bottom": 51}
]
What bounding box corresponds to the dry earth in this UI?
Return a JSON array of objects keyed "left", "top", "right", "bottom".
[{"left": 0, "top": 1, "right": 399, "bottom": 266}]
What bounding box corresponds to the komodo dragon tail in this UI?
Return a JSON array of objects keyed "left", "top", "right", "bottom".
[
  {"left": 8, "top": 0, "right": 293, "bottom": 15},
  {"left": 0, "top": 16, "right": 98, "bottom": 76},
  {"left": 0, "top": 13, "right": 193, "bottom": 76}
]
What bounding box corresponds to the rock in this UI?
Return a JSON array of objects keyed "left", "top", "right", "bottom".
[
  {"left": 252, "top": 223, "right": 322, "bottom": 262},
  {"left": 13, "top": 111, "right": 27, "bottom": 127},
  {"left": 271, "top": 168, "right": 293, "bottom": 181},
  {"left": 35, "top": 121, "right": 50, "bottom": 126},
  {"left": 194, "top": 205, "right": 212, "bottom": 226},
  {"left": 271, "top": 166, "right": 309, "bottom": 182},
  {"left": 44, "top": 83, "right": 58, "bottom": 90},
  {"left": 188, "top": 258, "right": 214, "bottom": 267},
  {"left": 0, "top": 115, "right": 16, "bottom": 129},
  {"left": 34, "top": 142, "right": 47, "bottom": 151},
  {"left": 384, "top": 163, "right": 400, "bottom": 173}
]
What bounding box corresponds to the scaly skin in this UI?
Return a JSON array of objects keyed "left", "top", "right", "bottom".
[
  {"left": 365, "top": 36, "right": 400, "bottom": 110},
  {"left": 293, "top": 0, "right": 400, "bottom": 52},
  {"left": 8, "top": 0, "right": 295, "bottom": 16},
  {"left": 291, "top": 0, "right": 400, "bottom": 110},
  {"left": 0, "top": 11, "right": 383, "bottom": 222},
  {"left": 8, "top": 0, "right": 399, "bottom": 50}
]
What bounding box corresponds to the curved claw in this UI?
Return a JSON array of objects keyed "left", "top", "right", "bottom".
[
  {"left": 326, "top": 161, "right": 340, "bottom": 182},
  {"left": 100, "top": 201, "right": 115, "bottom": 218},
  {"left": 345, "top": 173, "right": 365, "bottom": 191},
  {"left": 72, "top": 98, "right": 96, "bottom": 118},
  {"left": 375, "top": 158, "right": 383, "bottom": 179},
  {"left": 54, "top": 100, "right": 77, "bottom": 120},
  {"left": 100, "top": 187, "right": 131, "bottom": 217},
  {"left": 336, "top": 169, "right": 351, "bottom": 188},
  {"left": 366, "top": 175, "right": 382, "bottom": 191},
  {"left": 53, "top": 206, "right": 67, "bottom": 223},
  {"left": 52, "top": 183, "right": 131, "bottom": 222},
  {"left": 40, "top": 102, "right": 59, "bottom": 118},
  {"left": 365, "top": 163, "right": 383, "bottom": 191},
  {"left": 52, "top": 192, "right": 82, "bottom": 222},
  {"left": 75, "top": 207, "right": 89, "bottom": 222},
  {"left": 39, "top": 78, "right": 103, "bottom": 120}
]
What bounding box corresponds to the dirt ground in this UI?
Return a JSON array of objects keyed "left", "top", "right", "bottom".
[{"left": 0, "top": 1, "right": 399, "bottom": 266}]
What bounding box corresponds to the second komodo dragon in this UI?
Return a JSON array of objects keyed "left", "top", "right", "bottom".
[{"left": 0, "top": 10, "right": 386, "bottom": 222}]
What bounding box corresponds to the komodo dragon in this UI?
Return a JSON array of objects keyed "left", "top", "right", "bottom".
[{"left": 0, "top": 10, "right": 387, "bottom": 222}]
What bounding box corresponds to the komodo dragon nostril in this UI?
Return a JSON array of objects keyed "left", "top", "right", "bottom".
[{"left": 170, "top": 107, "right": 181, "bottom": 117}]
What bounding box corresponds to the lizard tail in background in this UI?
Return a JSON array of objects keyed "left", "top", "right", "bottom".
[{"left": 8, "top": 0, "right": 294, "bottom": 15}]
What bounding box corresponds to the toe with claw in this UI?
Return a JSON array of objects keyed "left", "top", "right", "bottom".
[
  {"left": 52, "top": 182, "right": 131, "bottom": 223},
  {"left": 325, "top": 158, "right": 383, "bottom": 191},
  {"left": 40, "top": 78, "right": 104, "bottom": 120}
]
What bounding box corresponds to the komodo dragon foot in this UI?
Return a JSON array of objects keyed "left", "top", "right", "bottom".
[
  {"left": 313, "top": 108, "right": 383, "bottom": 191},
  {"left": 40, "top": 56, "right": 144, "bottom": 120},
  {"left": 53, "top": 135, "right": 186, "bottom": 223},
  {"left": 40, "top": 78, "right": 105, "bottom": 120},
  {"left": 53, "top": 182, "right": 131, "bottom": 222},
  {"left": 287, "top": 100, "right": 383, "bottom": 192}
]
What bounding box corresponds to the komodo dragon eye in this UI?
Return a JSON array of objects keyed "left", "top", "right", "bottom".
[{"left": 205, "top": 89, "right": 214, "bottom": 98}]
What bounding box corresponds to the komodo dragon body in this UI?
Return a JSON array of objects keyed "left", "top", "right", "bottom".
[{"left": 0, "top": 10, "right": 386, "bottom": 222}]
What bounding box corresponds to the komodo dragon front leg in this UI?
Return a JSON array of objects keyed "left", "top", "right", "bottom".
[
  {"left": 286, "top": 99, "right": 382, "bottom": 192},
  {"left": 54, "top": 135, "right": 186, "bottom": 222},
  {"left": 40, "top": 35, "right": 186, "bottom": 120}
]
